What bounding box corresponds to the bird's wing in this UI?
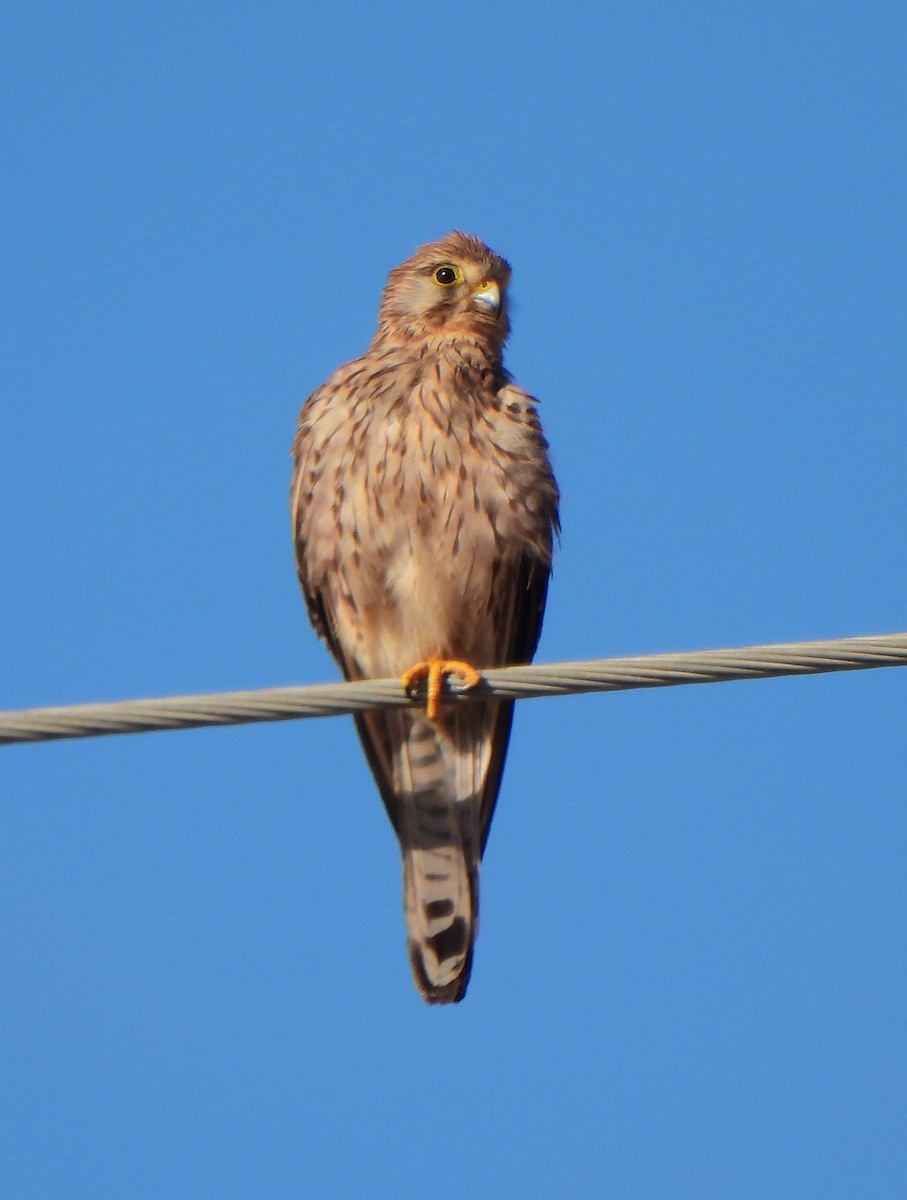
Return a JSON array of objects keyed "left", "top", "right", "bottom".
[
  {"left": 474, "top": 546, "right": 553, "bottom": 851},
  {"left": 291, "top": 389, "right": 401, "bottom": 815}
]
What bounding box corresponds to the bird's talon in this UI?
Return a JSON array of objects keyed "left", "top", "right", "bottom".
[{"left": 402, "top": 657, "right": 482, "bottom": 720}]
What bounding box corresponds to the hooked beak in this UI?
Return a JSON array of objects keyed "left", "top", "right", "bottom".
[{"left": 471, "top": 279, "right": 502, "bottom": 317}]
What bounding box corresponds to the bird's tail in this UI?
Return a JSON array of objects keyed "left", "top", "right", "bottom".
[{"left": 396, "top": 710, "right": 484, "bottom": 1004}]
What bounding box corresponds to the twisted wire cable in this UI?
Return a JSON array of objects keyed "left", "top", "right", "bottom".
[{"left": 1, "top": 633, "right": 905, "bottom": 747}]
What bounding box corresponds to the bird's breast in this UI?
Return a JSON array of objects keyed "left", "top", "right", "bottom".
[{"left": 329, "top": 397, "right": 512, "bottom": 671}]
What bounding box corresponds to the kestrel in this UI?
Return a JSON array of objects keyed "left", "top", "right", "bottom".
[{"left": 290, "top": 232, "right": 559, "bottom": 1003}]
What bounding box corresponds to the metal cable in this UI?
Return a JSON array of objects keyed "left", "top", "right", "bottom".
[{"left": 1, "top": 633, "right": 905, "bottom": 747}]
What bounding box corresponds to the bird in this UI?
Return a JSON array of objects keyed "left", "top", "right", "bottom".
[{"left": 290, "top": 232, "right": 559, "bottom": 1003}]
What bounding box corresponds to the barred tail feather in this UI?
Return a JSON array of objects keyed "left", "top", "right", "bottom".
[
  {"left": 353, "top": 704, "right": 506, "bottom": 1003},
  {"left": 395, "top": 710, "right": 485, "bottom": 1004},
  {"left": 403, "top": 844, "right": 477, "bottom": 1004}
]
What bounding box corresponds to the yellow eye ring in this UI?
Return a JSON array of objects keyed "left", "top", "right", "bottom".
[{"left": 433, "top": 264, "right": 462, "bottom": 287}]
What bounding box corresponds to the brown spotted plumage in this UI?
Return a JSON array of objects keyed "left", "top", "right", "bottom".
[{"left": 290, "top": 232, "right": 559, "bottom": 1002}]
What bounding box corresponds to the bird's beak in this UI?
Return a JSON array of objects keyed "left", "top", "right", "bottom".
[{"left": 471, "top": 279, "right": 502, "bottom": 317}]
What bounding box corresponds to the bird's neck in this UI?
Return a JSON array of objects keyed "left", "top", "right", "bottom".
[{"left": 372, "top": 327, "right": 505, "bottom": 374}]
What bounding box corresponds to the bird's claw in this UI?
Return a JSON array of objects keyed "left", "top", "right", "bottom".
[{"left": 401, "top": 656, "right": 482, "bottom": 721}]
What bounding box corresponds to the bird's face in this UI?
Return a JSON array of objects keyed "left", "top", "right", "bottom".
[{"left": 377, "top": 232, "right": 512, "bottom": 346}]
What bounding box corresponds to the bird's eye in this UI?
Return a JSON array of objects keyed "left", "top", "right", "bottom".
[{"left": 433, "top": 265, "right": 461, "bottom": 287}]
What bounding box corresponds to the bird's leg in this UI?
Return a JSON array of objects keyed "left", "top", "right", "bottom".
[{"left": 401, "top": 654, "right": 482, "bottom": 721}]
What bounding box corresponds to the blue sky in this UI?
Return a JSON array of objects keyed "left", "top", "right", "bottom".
[{"left": 2, "top": 2, "right": 906, "bottom": 1196}]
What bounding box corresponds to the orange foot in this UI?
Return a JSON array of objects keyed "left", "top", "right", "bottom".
[{"left": 401, "top": 655, "right": 482, "bottom": 721}]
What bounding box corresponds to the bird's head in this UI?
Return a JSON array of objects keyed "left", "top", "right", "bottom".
[{"left": 376, "top": 232, "right": 512, "bottom": 348}]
